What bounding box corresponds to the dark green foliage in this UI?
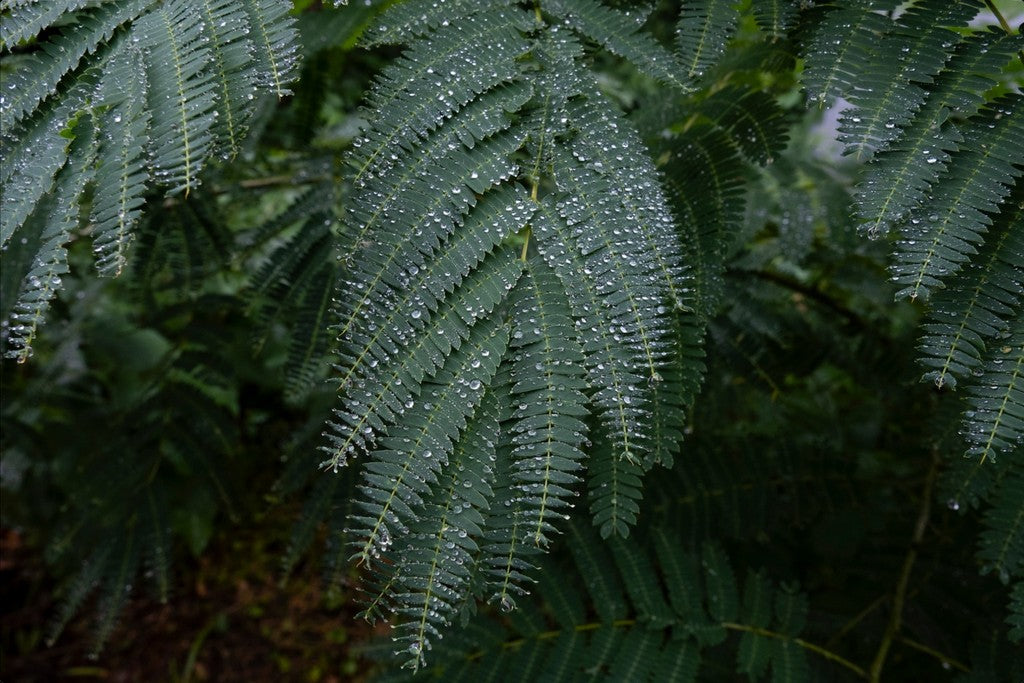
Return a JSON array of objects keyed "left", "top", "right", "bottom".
[
  {"left": 3, "top": 0, "right": 1024, "bottom": 679},
  {"left": 0, "top": 0, "right": 299, "bottom": 361}
]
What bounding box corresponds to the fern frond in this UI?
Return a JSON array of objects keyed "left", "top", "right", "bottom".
[
  {"left": 532, "top": 200, "right": 652, "bottom": 469},
  {"left": 546, "top": 0, "right": 689, "bottom": 92},
  {"left": 478, "top": 382, "right": 543, "bottom": 611},
  {"left": 892, "top": 94, "right": 1024, "bottom": 301},
  {"left": 918, "top": 198, "right": 1023, "bottom": 389},
  {"left": 0, "top": 0, "right": 148, "bottom": 132},
  {"left": 409, "top": 521, "right": 817, "bottom": 682},
  {"left": 506, "top": 257, "right": 589, "bottom": 547},
  {"left": 962, "top": 320, "right": 1024, "bottom": 463},
  {"left": 587, "top": 432, "right": 645, "bottom": 538},
  {"left": 0, "top": 89, "right": 81, "bottom": 247},
  {"left": 197, "top": 0, "right": 261, "bottom": 158},
  {"left": 564, "top": 92, "right": 690, "bottom": 311},
  {"left": 857, "top": 30, "right": 1024, "bottom": 236},
  {"left": 675, "top": 0, "right": 740, "bottom": 80}
]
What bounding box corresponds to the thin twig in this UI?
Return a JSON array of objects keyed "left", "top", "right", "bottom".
[
  {"left": 899, "top": 636, "right": 970, "bottom": 673},
  {"left": 984, "top": 0, "right": 1024, "bottom": 66},
  {"left": 722, "top": 622, "right": 868, "bottom": 679},
  {"left": 868, "top": 452, "right": 940, "bottom": 682}
]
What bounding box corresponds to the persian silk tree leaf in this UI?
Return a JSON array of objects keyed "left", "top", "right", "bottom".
[
  {"left": 344, "top": 81, "right": 532, "bottom": 259},
  {"left": 348, "top": 310, "right": 512, "bottom": 566},
  {"left": 134, "top": 0, "right": 218, "bottom": 196},
  {"left": 349, "top": 7, "right": 532, "bottom": 184},
  {"left": 90, "top": 41, "right": 150, "bottom": 276},
  {"left": 675, "top": 0, "right": 741, "bottom": 80},
  {"left": 361, "top": 0, "right": 514, "bottom": 47},
  {"left": 0, "top": 0, "right": 92, "bottom": 48},
  {"left": 548, "top": 145, "right": 675, "bottom": 385},
  {"left": 365, "top": 392, "right": 501, "bottom": 670},
  {"left": 326, "top": 190, "right": 533, "bottom": 465},
  {"left": 240, "top": 0, "right": 300, "bottom": 98},
  {"left": 5, "top": 112, "right": 97, "bottom": 362},
  {"left": 918, "top": 200, "right": 1023, "bottom": 389},
  {"left": 838, "top": 0, "right": 981, "bottom": 161},
  {"left": 0, "top": 92, "right": 80, "bottom": 247},
  {"left": 857, "top": 30, "right": 1024, "bottom": 236},
  {"left": 533, "top": 199, "right": 652, "bottom": 466},
  {"left": 749, "top": 0, "right": 799, "bottom": 42},
  {"left": 977, "top": 467, "right": 1024, "bottom": 583},
  {"left": 892, "top": 94, "right": 1024, "bottom": 301},
  {"left": 545, "top": 0, "right": 690, "bottom": 92},
  {"left": 506, "top": 257, "right": 589, "bottom": 547},
  {"left": 588, "top": 432, "right": 645, "bottom": 538},
  {"left": 197, "top": 0, "right": 260, "bottom": 158},
  {"left": 0, "top": 0, "right": 148, "bottom": 131},
  {"left": 962, "top": 320, "right": 1024, "bottom": 464},
  {"left": 565, "top": 92, "right": 690, "bottom": 311}
]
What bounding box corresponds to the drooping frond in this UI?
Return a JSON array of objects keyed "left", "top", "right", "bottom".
[
  {"left": 978, "top": 467, "right": 1024, "bottom": 584},
  {"left": 801, "top": 0, "right": 901, "bottom": 108},
  {"left": 961, "top": 320, "right": 1024, "bottom": 463},
  {"left": 0, "top": 0, "right": 92, "bottom": 48},
  {"left": 360, "top": 0, "right": 512, "bottom": 47},
  {"left": 136, "top": 0, "right": 219, "bottom": 196},
  {"left": 318, "top": 3, "right": 701, "bottom": 659},
  {"left": 750, "top": 0, "right": 799, "bottom": 42},
  {"left": 505, "top": 257, "right": 589, "bottom": 547},
  {"left": 401, "top": 520, "right": 816, "bottom": 682},
  {"left": 4, "top": 112, "right": 96, "bottom": 362},
  {"left": 0, "top": 0, "right": 300, "bottom": 358},
  {"left": 546, "top": 0, "right": 690, "bottom": 92},
  {"left": 675, "top": 0, "right": 740, "bottom": 80},
  {"left": 0, "top": 0, "right": 149, "bottom": 132},
  {"left": 856, "top": 30, "right": 1023, "bottom": 237},
  {"left": 89, "top": 42, "right": 150, "bottom": 276},
  {"left": 363, "top": 392, "right": 502, "bottom": 669},
  {"left": 240, "top": 0, "right": 300, "bottom": 98},
  {"left": 836, "top": 1, "right": 981, "bottom": 161},
  {"left": 891, "top": 94, "right": 1024, "bottom": 301},
  {"left": 325, "top": 188, "right": 533, "bottom": 465},
  {"left": 349, "top": 308, "right": 513, "bottom": 566},
  {"left": 917, "top": 197, "right": 1023, "bottom": 389}
]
